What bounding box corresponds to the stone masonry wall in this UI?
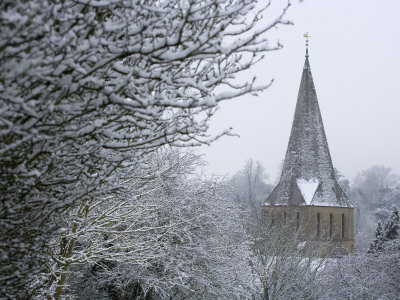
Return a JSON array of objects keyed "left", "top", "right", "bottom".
[{"left": 262, "top": 205, "right": 354, "bottom": 254}]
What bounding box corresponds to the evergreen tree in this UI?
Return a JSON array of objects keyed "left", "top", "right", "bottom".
[
  {"left": 383, "top": 207, "right": 399, "bottom": 240},
  {"left": 368, "top": 220, "right": 384, "bottom": 253}
]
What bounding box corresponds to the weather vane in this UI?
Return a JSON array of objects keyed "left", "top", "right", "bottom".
[{"left": 303, "top": 32, "right": 310, "bottom": 57}]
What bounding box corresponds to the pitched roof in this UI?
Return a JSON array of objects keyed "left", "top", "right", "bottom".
[{"left": 265, "top": 56, "right": 353, "bottom": 207}]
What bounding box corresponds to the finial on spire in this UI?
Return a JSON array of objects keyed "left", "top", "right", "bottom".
[{"left": 303, "top": 32, "right": 310, "bottom": 57}]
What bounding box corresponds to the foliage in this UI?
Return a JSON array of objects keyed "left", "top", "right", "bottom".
[
  {"left": 353, "top": 165, "right": 399, "bottom": 209},
  {"left": 318, "top": 207, "right": 400, "bottom": 300},
  {"left": 368, "top": 220, "right": 384, "bottom": 253},
  {"left": 229, "top": 159, "right": 273, "bottom": 215},
  {"left": 249, "top": 216, "right": 325, "bottom": 300},
  {"left": 334, "top": 167, "right": 350, "bottom": 195},
  {"left": 367, "top": 205, "right": 400, "bottom": 254},
  {"left": 316, "top": 247, "right": 400, "bottom": 300},
  {"left": 228, "top": 159, "right": 324, "bottom": 299},
  {"left": 351, "top": 165, "right": 400, "bottom": 249},
  {"left": 381, "top": 190, "right": 400, "bottom": 216},
  {"left": 383, "top": 207, "right": 399, "bottom": 240},
  {"left": 42, "top": 149, "right": 201, "bottom": 298},
  {"left": 0, "top": 0, "right": 290, "bottom": 297},
  {"left": 61, "top": 150, "right": 259, "bottom": 300}
]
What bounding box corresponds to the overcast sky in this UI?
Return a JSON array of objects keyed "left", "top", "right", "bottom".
[{"left": 199, "top": 0, "right": 400, "bottom": 183}]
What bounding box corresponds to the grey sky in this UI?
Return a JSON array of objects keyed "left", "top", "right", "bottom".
[{"left": 200, "top": 0, "right": 400, "bottom": 183}]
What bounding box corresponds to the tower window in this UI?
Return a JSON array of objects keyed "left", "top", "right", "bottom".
[
  {"left": 296, "top": 212, "right": 300, "bottom": 231},
  {"left": 342, "top": 214, "right": 345, "bottom": 239},
  {"left": 330, "top": 213, "right": 333, "bottom": 237},
  {"left": 284, "top": 211, "right": 287, "bottom": 225},
  {"left": 271, "top": 211, "right": 274, "bottom": 227},
  {"left": 317, "top": 213, "right": 320, "bottom": 236}
]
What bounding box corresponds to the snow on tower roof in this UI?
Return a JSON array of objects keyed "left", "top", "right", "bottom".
[{"left": 296, "top": 178, "right": 319, "bottom": 205}]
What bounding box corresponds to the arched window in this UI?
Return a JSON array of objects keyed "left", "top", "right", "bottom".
[
  {"left": 341, "top": 214, "right": 345, "bottom": 239},
  {"left": 317, "top": 213, "right": 320, "bottom": 236},
  {"left": 284, "top": 211, "right": 287, "bottom": 225},
  {"left": 329, "top": 213, "right": 333, "bottom": 237},
  {"left": 296, "top": 212, "right": 300, "bottom": 231}
]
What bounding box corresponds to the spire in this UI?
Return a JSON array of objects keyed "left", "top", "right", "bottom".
[
  {"left": 265, "top": 46, "right": 353, "bottom": 208},
  {"left": 284, "top": 53, "right": 332, "bottom": 183}
]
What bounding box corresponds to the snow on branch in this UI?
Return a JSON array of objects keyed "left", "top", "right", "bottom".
[{"left": 0, "top": 0, "right": 290, "bottom": 297}]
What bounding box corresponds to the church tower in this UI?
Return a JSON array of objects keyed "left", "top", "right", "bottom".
[{"left": 263, "top": 39, "right": 355, "bottom": 254}]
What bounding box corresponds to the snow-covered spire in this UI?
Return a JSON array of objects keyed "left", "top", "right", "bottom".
[{"left": 266, "top": 52, "right": 353, "bottom": 207}]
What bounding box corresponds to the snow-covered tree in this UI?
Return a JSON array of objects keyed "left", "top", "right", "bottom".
[
  {"left": 382, "top": 188, "right": 400, "bottom": 210},
  {"left": 0, "top": 0, "right": 290, "bottom": 297},
  {"left": 351, "top": 165, "right": 400, "bottom": 249},
  {"left": 250, "top": 217, "right": 325, "bottom": 300},
  {"left": 318, "top": 208, "right": 400, "bottom": 300},
  {"left": 368, "top": 220, "right": 384, "bottom": 253},
  {"left": 42, "top": 149, "right": 203, "bottom": 298},
  {"left": 384, "top": 206, "right": 399, "bottom": 240},
  {"left": 228, "top": 161, "right": 324, "bottom": 299},
  {"left": 353, "top": 165, "right": 399, "bottom": 209},
  {"left": 316, "top": 248, "right": 400, "bottom": 300},
  {"left": 57, "top": 150, "right": 259, "bottom": 299},
  {"left": 334, "top": 167, "right": 351, "bottom": 195},
  {"left": 368, "top": 207, "right": 399, "bottom": 254},
  {"left": 229, "top": 159, "right": 272, "bottom": 216}
]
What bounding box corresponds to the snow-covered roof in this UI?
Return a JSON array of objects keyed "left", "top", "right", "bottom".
[
  {"left": 265, "top": 56, "right": 354, "bottom": 208},
  {"left": 296, "top": 178, "right": 319, "bottom": 205}
]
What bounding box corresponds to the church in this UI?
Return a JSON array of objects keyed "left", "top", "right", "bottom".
[{"left": 263, "top": 41, "right": 355, "bottom": 254}]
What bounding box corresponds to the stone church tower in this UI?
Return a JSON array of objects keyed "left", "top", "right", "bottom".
[{"left": 263, "top": 46, "right": 355, "bottom": 254}]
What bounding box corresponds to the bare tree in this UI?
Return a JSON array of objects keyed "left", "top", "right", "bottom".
[
  {"left": 0, "top": 0, "right": 291, "bottom": 297},
  {"left": 230, "top": 159, "right": 272, "bottom": 218}
]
